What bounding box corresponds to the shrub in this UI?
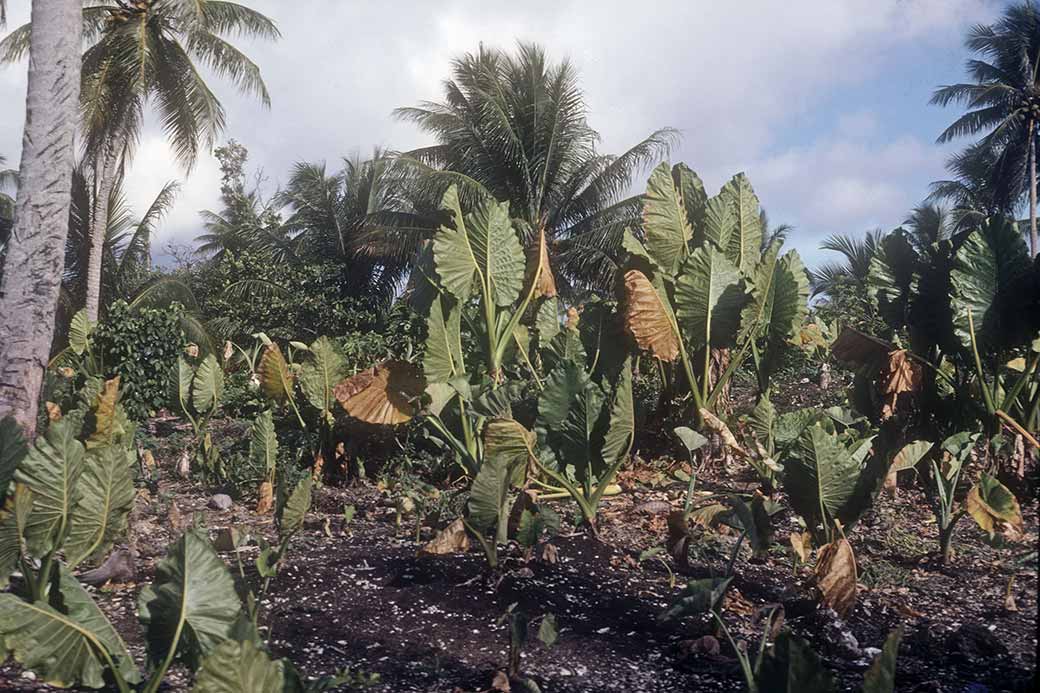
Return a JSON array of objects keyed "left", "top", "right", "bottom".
[{"left": 94, "top": 300, "right": 186, "bottom": 419}]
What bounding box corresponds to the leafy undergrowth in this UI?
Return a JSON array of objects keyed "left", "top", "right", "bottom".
[{"left": 0, "top": 453, "right": 1035, "bottom": 692}]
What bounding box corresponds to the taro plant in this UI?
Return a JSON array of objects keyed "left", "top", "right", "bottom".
[
  {"left": 619, "top": 162, "right": 808, "bottom": 425},
  {"left": 532, "top": 327, "right": 635, "bottom": 534},
  {"left": 335, "top": 186, "right": 556, "bottom": 566},
  {"left": 172, "top": 352, "right": 226, "bottom": 480},
  {"left": 896, "top": 432, "right": 1024, "bottom": 564},
  {"left": 0, "top": 377, "right": 136, "bottom": 601},
  {"left": 861, "top": 217, "right": 1040, "bottom": 437}
]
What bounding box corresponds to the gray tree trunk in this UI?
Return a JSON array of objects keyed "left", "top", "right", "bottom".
[
  {"left": 84, "top": 142, "right": 119, "bottom": 322},
  {"left": 1030, "top": 120, "right": 1037, "bottom": 258},
  {"left": 0, "top": 0, "right": 83, "bottom": 437}
]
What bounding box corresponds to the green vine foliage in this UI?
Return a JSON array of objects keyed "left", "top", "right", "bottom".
[{"left": 94, "top": 301, "right": 186, "bottom": 420}]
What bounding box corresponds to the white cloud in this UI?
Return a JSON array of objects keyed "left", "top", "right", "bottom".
[{"left": 0, "top": 0, "right": 998, "bottom": 268}]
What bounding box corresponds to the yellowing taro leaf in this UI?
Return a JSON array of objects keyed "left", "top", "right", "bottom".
[
  {"left": 815, "top": 537, "right": 857, "bottom": 617},
  {"left": 565, "top": 306, "right": 581, "bottom": 330},
  {"left": 966, "top": 472, "right": 1023, "bottom": 538},
  {"left": 790, "top": 531, "right": 812, "bottom": 564},
  {"left": 334, "top": 360, "right": 424, "bottom": 425},
  {"left": 45, "top": 402, "right": 61, "bottom": 422},
  {"left": 420, "top": 517, "right": 470, "bottom": 555},
  {"left": 880, "top": 350, "right": 922, "bottom": 420},
  {"left": 86, "top": 377, "right": 121, "bottom": 449},
  {"left": 623, "top": 270, "right": 680, "bottom": 362},
  {"left": 256, "top": 481, "right": 274, "bottom": 515},
  {"left": 527, "top": 228, "right": 557, "bottom": 299},
  {"left": 258, "top": 343, "right": 294, "bottom": 403}
]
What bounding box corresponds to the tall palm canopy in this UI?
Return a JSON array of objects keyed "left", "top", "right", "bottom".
[
  {"left": 393, "top": 42, "right": 677, "bottom": 291},
  {"left": 808, "top": 230, "right": 884, "bottom": 298},
  {"left": 0, "top": 0, "right": 280, "bottom": 169},
  {"left": 931, "top": 1, "right": 1040, "bottom": 255},
  {"left": 928, "top": 141, "right": 1007, "bottom": 230},
  {"left": 275, "top": 152, "right": 431, "bottom": 304}
]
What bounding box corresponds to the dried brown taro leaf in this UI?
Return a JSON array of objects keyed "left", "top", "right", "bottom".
[
  {"left": 334, "top": 360, "right": 425, "bottom": 425},
  {"left": 527, "top": 227, "right": 557, "bottom": 299},
  {"left": 622, "top": 269, "right": 680, "bottom": 362},
  {"left": 879, "top": 349, "right": 922, "bottom": 420},
  {"left": 255, "top": 481, "right": 273, "bottom": 515},
  {"left": 815, "top": 536, "right": 857, "bottom": 617},
  {"left": 830, "top": 326, "right": 892, "bottom": 366},
  {"left": 789, "top": 531, "right": 812, "bottom": 563},
  {"left": 258, "top": 343, "right": 294, "bottom": 403},
  {"left": 699, "top": 408, "right": 749, "bottom": 458},
  {"left": 420, "top": 517, "right": 470, "bottom": 555}
]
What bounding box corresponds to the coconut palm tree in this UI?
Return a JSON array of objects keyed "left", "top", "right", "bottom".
[
  {"left": 0, "top": 0, "right": 82, "bottom": 435},
  {"left": 928, "top": 141, "right": 1010, "bottom": 231},
  {"left": 0, "top": 0, "right": 280, "bottom": 321},
  {"left": 931, "top": 1, "right": 1040, "bottom": 256},
  {"left": 393, "top": 42, "right": 677, "bottom": 292},
  {"left": 276, "top": 151, "right": 435, "bottom": 305},
  {"left": 808, "top": 230, "right": 884, "bottom": 299},
  {"left": 903, "top": 203, "right": 954, "bottom": 252}
]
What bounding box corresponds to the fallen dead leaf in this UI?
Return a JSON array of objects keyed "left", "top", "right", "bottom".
[
  {"left": 491, "top": 670, "right": 511, "bottom": 692},
  {"left": 790, "top": 531, "right": 812, "bottom": 564},
  {"left": 815, "top": 536, "right": 858, "bottom": 618},
  {"left": 420, "top": 518, "right": 471, "bottom": 555},
  {"left": 1004, "top": 576, "right": 1018, "bottom": 612}
]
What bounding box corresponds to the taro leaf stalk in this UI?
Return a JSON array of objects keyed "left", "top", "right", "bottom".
[{"left": 619, "top": 163, "right": 807, "bottom": 427}]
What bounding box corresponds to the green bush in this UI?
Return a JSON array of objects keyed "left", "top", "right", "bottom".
[
  {"left": 190, "top": 251, "right": 383, "bottom": 343},
  {"left": 94, "top": 300, "right": 186, "bottom": 419}
]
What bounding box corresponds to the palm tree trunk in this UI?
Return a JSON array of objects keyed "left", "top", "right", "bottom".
[
  {"left": 0, "top": 0, "right": 83, "bottom": 437},
  {"left": 84, "top": 142, "right": 120, "bottom": 321},
  {"left": 1030, "top": 119, "right": 1037, "bottom": 257}
]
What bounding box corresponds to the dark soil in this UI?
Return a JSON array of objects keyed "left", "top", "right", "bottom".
[{"left": 1, "top": 369, "right": 1037, "bottom": 691}]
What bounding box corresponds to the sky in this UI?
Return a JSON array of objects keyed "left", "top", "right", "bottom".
[{"left": 0, "top": 0, "right": 1005, "bottom": 270}]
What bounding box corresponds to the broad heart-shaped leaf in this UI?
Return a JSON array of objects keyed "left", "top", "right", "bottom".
[
  {"left": 600, "top": 360, "right": 635, "bottom": 470},
  {"left": 192, "top": 354, "right": 225, "bottom": 415},
  {"left": 248, "top": 410, "right": 278, "bottom": 477},
  {"left": 890, "top": 440, "right": 933, "bottom": 473},
  {"left": 622, "top": 269, "right": 681, "bottom": 362},
  {"left": 298, "top": 336, "right": 347, "bottom": 417},
  {"left": 258, "top": 344, "right": 294, "bottom": 405},
  {"left": 862, "top": 627, "right": 902, "bottom": 693},
  {"left": 966, "top": 472, "right": 1023, "bottom": 537},
  {"left": 423, "top": 294, "right": 465, "bottom": 384},
  {"left": 702, "top": 191, "right": 736, "bottom": 251},
  {"left": 951, "top": 218, "right": 1033, "bottom": 351},
  {"left": 642, "top": 162, "right": 692, "bottom": 276},
  {"left": 333, "top": 360, "right": 425, "bottom": 425},
  {"left": 434, "top": 188, "right": 525, "bottom": 307},
  {"left": 51, "top": 563, "right": 141, "bottom": 683},
  {"left": 16, "top": 417, "right": 85, "bottom": 557},
  {"left": 0, "top": 415, "right": 27, "bottom": 501},
  {"left": 84, "top": 377, "right": 122, "bottom": 450},
  {"left": 534, "top": 296, "right": 561, "bottom": 350},
  {"left": 750, "top": 395, "right": 777, "bottom": 456},
  {"left": 0, "top": 484, "right": 31, "bottom": 589},
  {"left": 172, "top": 356, "right": 196, "bottom": 418},
  {"left": 674, "top": 246, "right": 748, "bottom": 352},
  {"left": 64, "top": 446, "right": 135, "bottom": 569},
  {"left": 867, "top": 229, "right": 918, "bottom": 330},
  {"left": 0, "top": 581, "right": 140, "bottom": 688},
  {"left": 191, "top": 638, "right": 285, "bottom": 693},
  {"left": 757, "top": 631, "right": 836, "bottom": 693},
  {"left": 536, "top": 359, "right": 603, "bottom": 483},
  {"left": 277, "top": 475, "right": 312, "bottom": 538},
  {"left": 68, "top": 309, "right": 95, "bottom": 356},
  {"left": 783, "top": 425, "right": 871, "bottom": 538},
  {"left": 138, "top": 528, "right": 243, "bottom": 671},
  {"left": 467, "top": 419, "right": 534, "bottom": 534},
  {"left": 674, "top": 163, "right": 708, "bottom": 235},
  {"left": 718, "top": 173, "right": 762, "bottom": 274}
]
